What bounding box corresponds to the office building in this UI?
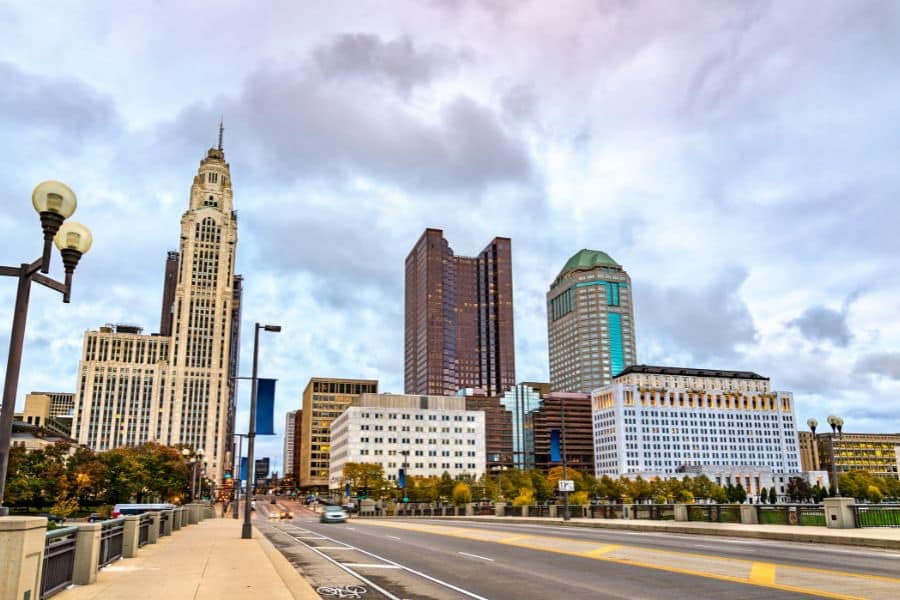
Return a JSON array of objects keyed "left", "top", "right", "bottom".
[
  {"left": 284, "top": 410, "right": 298, "bottom": 483},
  {"left": 404, "top": 228, "right": 515, "bottom": 397},
  {"left": 591, "top": 365, "right": 801, "bottom": 479},
  {"left": 72, "top": 133, "right": 241, "bottom": 482},
  {"left": 547, "top": 249, "right": 636, "bottom": 393},
  {"left": 329, "top": 393, "right": 486, "bottom": 489},
  {"left": 815, "top": 432, "right": 900, "bottom": 479},
  {"left": 14, "top": 392, "right": 75, "bottom": 437},
  {"left": 532, "top": 392, "right": 595, "bottom": 475},
  {"left": 798, "top": 430, "right": 820, "bottom": 472},
  {"left": 300, "top": 378, "right": 378, "bottom": 488},
  {"left": 459, "top": 388, "right": 512, "bottom": 469}
]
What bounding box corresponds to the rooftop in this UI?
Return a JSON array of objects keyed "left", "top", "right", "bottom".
[
  {"left": 555, "top": 249, "right": 620, "bottom": 283},
  {"left": 616, "top": 364, "right": 769, "bottom": 381}
]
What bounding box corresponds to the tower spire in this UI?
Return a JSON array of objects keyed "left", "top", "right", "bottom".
[{"left": 217, "top": 117, "right": 224, "bottom": 151}]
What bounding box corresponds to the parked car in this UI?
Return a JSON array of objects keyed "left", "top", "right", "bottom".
[
  {"left": 342, "top": 502, "right": 358, "bottom": 514},
  {"left": 279, "top": 510, "right": 293, "bottom": 520},
  {"left": 320, "top": 505, "right": 348, "bottom": 523},
  {"left": 87, "top": 513, "right": 105, "bottom": 522},
  {"left": 36, "top": 513, "right": 65, "bottom": 524},
  {"left": 111, "top": 503, "right": 176, "bottom": 518}
]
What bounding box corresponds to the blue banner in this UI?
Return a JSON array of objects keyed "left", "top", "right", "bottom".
[
  {"left": 256, "top": 378, "right": 276, "bottom": 435},
  {"left": 550, "top": 429, "right": 561, "bottom": 462},
  {"left": 240, "top": 457, "right": 248, "bottom": 481},
  {"left": 398, "top": 468, "right": 406, "bottom": 489}
]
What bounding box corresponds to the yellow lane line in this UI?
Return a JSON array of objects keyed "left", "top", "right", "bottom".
[
  {"left": 358, "top": 520, "right": 884, "bottom": 599},
  {"left": 749, "top": 562, "right": 777, "bottom": 585},
  {"left": 585, "top": 544, "right": 620, "bottom": 557}
]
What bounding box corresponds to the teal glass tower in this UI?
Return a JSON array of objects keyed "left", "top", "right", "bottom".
[{"left": 546, "top": 250, "right": 636, "bottom": 393}]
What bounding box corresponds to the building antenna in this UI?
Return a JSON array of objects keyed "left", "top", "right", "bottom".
[{"left": 218, "top": 117, "right": 224, "bottom": 151}]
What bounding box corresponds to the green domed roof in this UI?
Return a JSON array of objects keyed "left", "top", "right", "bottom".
[{"left": 557, "top": 249, "right": 620, "bottom": 279}]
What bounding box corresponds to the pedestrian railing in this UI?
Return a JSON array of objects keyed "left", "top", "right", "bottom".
[
  {"left": 40, "top": 526, "right": 78, "bottom": 599},
  {"left": 688, "top": 504, "right": 741, "bottom": 523},
  {"left": 138, "top": 514, "right": 152, "bottom": 547},
  {"left": 852, "top": 504, "right": 900, "bottom": 528},
  {"left": 633, "top": 504, "right": 675, "bottom": 520},
  {"left": 559, "top": 505, "right": 585, "bottom": 519},
  {"left": 504, "top": 505, "right": 525, "bottom": 517},
  {"left": 526, "top": 505, "right": 551, "bottom": 517},
  {"left": 757, "top": 504, "right": 826, "bottom": 526},
  {"left": 589, "top": 504, "right": 627, "bottom": 519},
  {"left": 98, "top": 518, "right": 125, "bottom": 568}
]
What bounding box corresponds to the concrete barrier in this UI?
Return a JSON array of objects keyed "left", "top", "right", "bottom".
[
  {"left": 825, "top": 497, "right": 855, "bottom": 529},
  {"left": 73, "top": 522, "right": 103, "bottom": 585},
  {"left": 673, "top": 504, "right": 688, "bottom": 521},
  {"left": 740, "top": 505, "right": 758, "bottom": 525},
  {"left": 147, "top": 511, "right": 161, "bottom": 544},
  {"left": 188, "top": 503, "right": 201, "bottom": 524},
  {"left": 0, "top": 516, "right": 47, "bottom": 600},
  {"left": 122, "top": 515, "right": 141, "bottom": 557},
  {"left": 161, "top": 509, "right": 175, "bottom": 535}
]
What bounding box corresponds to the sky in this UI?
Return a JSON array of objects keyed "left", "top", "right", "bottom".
[{"left": 2, "top": 0, "right": 900, "bottom": 474}]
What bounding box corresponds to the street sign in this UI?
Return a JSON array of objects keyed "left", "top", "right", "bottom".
[{"left": 558, "top": 479, "right": 575, "bottom": 492}]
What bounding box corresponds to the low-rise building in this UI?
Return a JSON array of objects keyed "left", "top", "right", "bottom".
[
  {"left": 591, "top": 365, "right": 801, "bottom": 478},
  {"left": 328, "top": 393, "right": 485, "bottom": 489},
  {"left": 532, "top": 392, "right": 594, "bottom": 475},
  {"left": 815, "top": 432, "right": 900, "bottom": 479},
  {"left": 15, "top": 392, "right": 75, "bottom": 437}
]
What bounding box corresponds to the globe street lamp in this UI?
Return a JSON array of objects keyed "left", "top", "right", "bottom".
[
  {"left": 182, "top": 447, "right": 205, "bottom": 501},
  {"left": 491, "top": 465, "right": 508, "bottom": 501},
  {"left": 242, "top": 323, "right": 281, "bottom": 539},
  {"left": 0, "top": 181, "right": 92, "bottom": 516},
  {"left": 826, "top": 415, "right": 844, "bottom": 496},
  {"left": 807, "top": 418, "right": 819, "bottom": 471}
]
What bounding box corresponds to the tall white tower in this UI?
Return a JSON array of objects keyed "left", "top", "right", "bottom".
[{"left": 165, "top": 131, "right": 238, "bottom": 482}]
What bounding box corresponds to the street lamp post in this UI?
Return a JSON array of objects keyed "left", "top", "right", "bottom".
[
  {"left": 400, "top": 450, "right": 410, "bottom": 503},
  {"left": 807, "top": 418, "right": 819, "bottom": 471},
  {"left": 182, "top": 447, "right": 205, "bottom": 502},
  {"left": 232, "top": 433, "right": 247, "bottom": 519},
  {"left": 0, "top": 181, "right": 92, "bottom": 516},
  {"left": 827, "top": 415, "right": 844, "bottom": 497},
  {"left": 491, "top": 465, "right": 508, "bottom": 500},
  {"left": 561, "top": 395, "right": 570, "bottom": 522},
  {"left": 242, "top": 323, "right": 281, "bottom": 539}
]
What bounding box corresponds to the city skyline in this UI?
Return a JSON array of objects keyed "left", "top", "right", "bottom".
[{"left": 2, "top": 1, "right": 900, "bottom": 471}]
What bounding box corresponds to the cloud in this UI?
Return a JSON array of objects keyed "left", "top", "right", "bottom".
[
  {"left": 313, "top": 33, "right": 467, "bottom": 93},
  {"left": 634, "top": 267, "right": 758, "bottom": 363},
  {"left": 788, "top": 306, "right": 852, "bottom": 347},
  {"left": 855, "top": 352, "right": 900, "bottom": 381}
]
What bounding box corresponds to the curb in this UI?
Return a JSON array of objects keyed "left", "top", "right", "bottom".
[
  {"left": 255, "top": 525, "right": 321, "bottom": 599},
  {"left": 408, "top": 516, "right": 900, "bottom": 551}
]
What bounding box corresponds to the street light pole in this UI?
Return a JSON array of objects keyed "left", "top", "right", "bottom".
[
  {"left": 233, "top": 433, "right": 246, "bottom": 519},
  {"left": 827, "top": 415, "right": 844, "bottom": 497},
  {"left": 242, "top": 323, "right": 280, "bottom": 539},
  {"left": 0, "top": 182, "right": 91, "bottom": 516}
]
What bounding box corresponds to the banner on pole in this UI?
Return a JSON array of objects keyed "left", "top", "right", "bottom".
[
  {"left": 240, "top": 457, "right": 248, "bottom": 481},
  {"left": 256, "top": 378, "right": 276, "bottom": 435},
  {"left": 550, "top": 429, "right": 561, "bottom": 462}
]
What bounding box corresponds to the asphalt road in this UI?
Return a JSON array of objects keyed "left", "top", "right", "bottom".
[{"left": 257, "top": 503, "right": 900, "bottom": 600}]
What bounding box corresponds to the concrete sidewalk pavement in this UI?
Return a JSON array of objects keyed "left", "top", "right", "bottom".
[
  {"left": 444, "top": 515, "right": 900, "bottom": 550},
  {"left": 56, "top": 516, "right": 318, "bottom": 600}
]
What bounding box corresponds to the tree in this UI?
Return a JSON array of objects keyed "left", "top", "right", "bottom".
[
  {"left": 866, "top": 485, "right": 884, "bottom": 504},
  {"left": 759, "top": 487, "right": 768, "bottom": 504},
  {"left": 570, "top": 491, "right": 589, "bottom": 506},
  {"left": 769, "top": 485, "right": 778, "bottom": 504},
  {"left": 786, "top": 477, "right": 812, "bottom": 503},
  {"left": 342, "top": 462, "right": 387, "bottom": 498},
  {"left": 677, "top": 490, "right": 694, "bottom": 505},
  {"left": 512, "top": 488, "right": 534, "bottom": 506},
  {"left": 452, "top": 482, "right": 471, "bottom": 506}
]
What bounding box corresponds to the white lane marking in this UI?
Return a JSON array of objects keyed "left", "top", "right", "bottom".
[
  {"left": 342, "top": 564, "right": 402, "bottom": 569},
  {"left": 458, "top": 552, "right": 494, "bottom": 562},
  {"left": 292, "top": 525, "right": 489, "bottom": 600},
  {"left": 386, "top": 535, "right": 402, "bottom": 540},
  {"left": 273, "top": 528, "right": 401, "bottom": 600},
  {"left": 297, "top": 536, "right": 327, "bottom": 540},
  {"left": 345, "top": 527, "right": 355, "bottom": 530},
  {"left": 316, "top": 546, "right": 355, "bottom": 550}
]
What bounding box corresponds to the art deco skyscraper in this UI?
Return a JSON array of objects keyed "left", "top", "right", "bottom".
[
  {"left": 72, "top": 131, "right": 239, "bottom": 482},
  {"left": 547, "top": 249, "right": 636, "bottom": 393},
  {"left": 404, "top": 228, "right": 515, "bottom": 397}
]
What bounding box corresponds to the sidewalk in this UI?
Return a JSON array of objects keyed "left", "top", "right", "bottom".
[
  {"left": 57, "top": 517, "right": 318, "bottom": 600},
  {"left": 448, "top": 515, "right": 900, "bottom": 550}
]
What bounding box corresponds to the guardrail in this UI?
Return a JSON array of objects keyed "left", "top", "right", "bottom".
[
  {"left": 98, "top": 518, "right": 125, "bottom": 568},
  {"left": 852, "top": 504, "right": 900, "bottom": 528},
  {"left": 40, "top": 526, "right": 79, "bottom": 599},
  {"left": 633, "top": 504, "right": 675, "bottom": 520},
  {"left": 589, "top": 504, "right": 628, "bottom": 519},
  {"left": 757, "top": 504, "right": 825, "bottom": 526},
  {"left": 688, "top": 504, "right": 741, "bottom": 523},
  {"left": 138, "top": 514, "right": 152, "bottom": 547}
]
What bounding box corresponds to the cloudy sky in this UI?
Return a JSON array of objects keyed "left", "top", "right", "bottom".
[{"left": 3, "top": 0, "right": 900, "bottom": 472}]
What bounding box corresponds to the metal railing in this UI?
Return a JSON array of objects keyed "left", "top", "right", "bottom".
[
  {"left": 633, "top": 504, "right": 676, "bottom": 520},
  {"left": 138, "top": 514, "right": 152, "bottom": 547},
  {"left": 853, "top": 504, "right": 900, "bottom": 528},
  {"left": 503, "top": 505, "right": 525, "bottom": 517},
  {"left": 560, "top": 505, "right": 585, "bottom": 519},
  {"left": 98, "top": 518, "right": 125, "bottom": 568},
  {"left": 687, "top": 504, "right": 741, "bottom": 523},
  {"left": 526, "top": 505, "right": 551, "bottom": 517},
  {"left": 589, "top": 504, "right": 628, "bottom": 519},
  {"left": 757, "top": 504, "right": 826, "bottom": 526},
  {"left": 40, "top": 526, "right": 78, "bottom": 599}
]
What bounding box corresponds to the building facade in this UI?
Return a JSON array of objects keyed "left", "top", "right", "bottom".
[
  {"left": 547, "top": 249, "right": 636, "bottom": 394},
  {"left": 815, "top": 432, "right": 900, "bottom": 479},
  {"left": 72, "top": 136, "right": 241, "bottom": 482},
  {"left": 532, "top": 392, "right": 595, "bottom": 475},
  {"left": 798, "top": 430, "right": 820, "bottom": 472},
  {"left": 591, "top": 366, "right": 801, "bottom": 478},
  {"left": 404, "top": 228, "right": 515, "bottom": 397},
  {"left": 283, "top": 410, "right": 298, "bottom": 483},
  {"left": 15, "top": 392, "right": 75, "bottom": 437},
  {"left": 328, "top": 393, "right": 486, "bottom": 489},
  {"left": 300, "top": 378, "right": 378, "bottom": 488}
]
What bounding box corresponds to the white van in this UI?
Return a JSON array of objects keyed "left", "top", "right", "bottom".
[{"left": 111, "top": 503, "right": 176, "bottom": 518}]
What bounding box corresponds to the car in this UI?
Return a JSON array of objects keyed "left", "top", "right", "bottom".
[
  {"left": 270, "top": 497, "right": 277, "bottom": 504},
  {"left": 320, "top": 505, "right": 348, "bottom": 523},
  {"left": 279, "top": 510, "right": 293, "bottom": 520},
  {"left": 342, "top": 502, "right": 358, "bottom": 514},
  {"left": 36, "top": 513, "right": 65, "bottom": 524},
  {"left": 87, "top": 513, "right": 105, "bottom": 522}
]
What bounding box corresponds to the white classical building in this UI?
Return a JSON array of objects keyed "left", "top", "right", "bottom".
[
  {"left": 328, "top": 393, "right": 486, "bottom": 489},
  {"left": 592, "top": 366, "right": 802, "bottom": 490}
]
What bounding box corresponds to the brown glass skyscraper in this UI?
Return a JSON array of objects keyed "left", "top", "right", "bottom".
[{"left": 404, "top": 228, "right": 515, "bottom": 396}]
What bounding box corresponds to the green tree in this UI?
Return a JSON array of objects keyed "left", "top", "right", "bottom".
[
  {"left": 452, "top": 482, "right": 472, "bottom": 506},
  {"left": 759, "top": 487, "right": 768, "bottom": 504},
  {"left": 867, "top": 485, "right": 884, "bottom": 503},
  {"left": 769, "top": 485, "right": 778, "bottom": 504}
]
